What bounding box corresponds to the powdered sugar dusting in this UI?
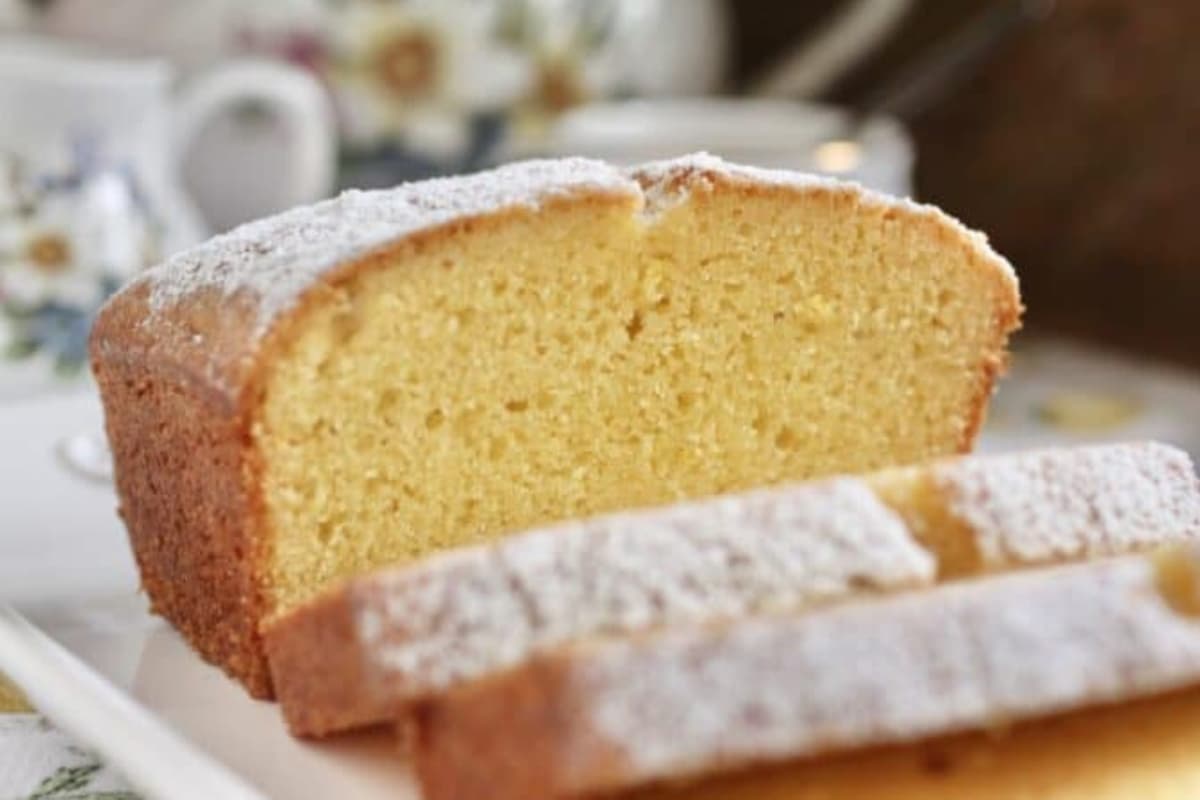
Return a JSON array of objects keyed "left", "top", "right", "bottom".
[
  {"left": 630, "top": 152, "right": 1017, "bottom": 287},
  {"left": 130, "top": 152, "right": 1015, "bottom": 335},
  {"left": 353, "top": 479, "right": 933, "bottom": 698},
  {"left": 140, "top": 158, "right": 639, "bottom": 332},
  {"left": 572, "top": 550, "right": 1200, "bottom": 786},
  {"left": 633, "top": 152, "right": 848, "bottom": 204},
  {"left": 937, "top": 442, "right": 1200, "bottom": 567},
  {"left": 347, "top": 441, "right": 1200, "bottom": 710}
]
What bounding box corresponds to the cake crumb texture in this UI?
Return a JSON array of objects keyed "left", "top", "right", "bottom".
[
  {"left": 256, "top": 158, "right": 1019, "bottom": 615},
  {"left": 92, "top": 154, "right": 1020, "bottom": 694}
]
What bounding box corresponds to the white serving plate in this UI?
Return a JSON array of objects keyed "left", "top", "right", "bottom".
[
  {"left": 2, "top": 339, "right": 1199, "bottom": 799},
  {"left": 0, "top": 597, "right": 415, "bottom": 799},
  {"left": 0, "top": 387, "right": 415, "bottom": 799}
]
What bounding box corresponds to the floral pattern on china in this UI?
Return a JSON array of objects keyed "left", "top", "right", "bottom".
[
  {"left": 239, "top": 0, "right": 726, "bottom": 187},
  {"left": 0, "top": 141, "right": 163, "bottom": 374}
]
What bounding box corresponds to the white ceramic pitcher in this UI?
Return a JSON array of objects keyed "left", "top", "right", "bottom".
[{"left": 0, "top": 37, "right": 335, "bottom": 397}]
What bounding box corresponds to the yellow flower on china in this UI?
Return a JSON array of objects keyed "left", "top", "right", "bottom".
[
  {"left": 0, "top": 152, "right": 162, "bottom": 371},
  {"left": 326, "top": 0, "right": 529, "bottom": 157},
  {"left": 1, "top": 201, "right": 96, "bottom": 311},
  {"left": 0, "top": 173, "right": 153, "bottom": 310}
]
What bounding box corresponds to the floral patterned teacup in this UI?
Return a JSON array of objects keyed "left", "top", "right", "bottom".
[{"left": 0, "top": 38, "right": 335, "bottom": 399}]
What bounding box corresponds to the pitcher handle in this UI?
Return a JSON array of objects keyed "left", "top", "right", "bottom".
[{"left": 173, "top": 58, "right": 336, "bottom": 224}]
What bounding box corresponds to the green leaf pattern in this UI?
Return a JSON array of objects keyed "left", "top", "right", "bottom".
[{"left": 25, "top": 760, "right": 139, "bottom": 800}]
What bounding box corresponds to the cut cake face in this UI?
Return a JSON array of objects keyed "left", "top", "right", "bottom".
[{"left": 252, "top": 155, "right": 1019, "bottom": 618}]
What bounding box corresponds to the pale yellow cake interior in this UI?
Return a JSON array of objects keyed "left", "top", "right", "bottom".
[
  {"left": 866, "top": 466, "right": 985, "bottom": 577},
  {"left": 257, "top": 187, "right": 1015, "bottom": 615},
  {"left": 635, "top": 687, "right": 1200, "bottom": 800}
]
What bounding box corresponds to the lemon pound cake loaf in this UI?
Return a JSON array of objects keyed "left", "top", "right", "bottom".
[
  {"left": 415, "top": 545, "right": 1200, "bottom": 800},
  {"left": 266, "top": 441, "right": 1200, "bottom": 736},
  {"left": 90, "top": 153, "right": 1020, "bottom": 696}
]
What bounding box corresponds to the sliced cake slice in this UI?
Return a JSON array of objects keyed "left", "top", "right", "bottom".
[
  {"left": 265, "top": 441, "right": 1200, "bottom": 736},
  {"left": 266, "top": 479, "right": 933, "bottom": 736},
  {"left": 868, "top": 438, "right": 1200, "bottom": 575},
  {"left": 632, "top": 686, "right": 1200, "bottom": 800},
  {"left": 415, "top": 544, "right": 1200, "bottom": 800}
]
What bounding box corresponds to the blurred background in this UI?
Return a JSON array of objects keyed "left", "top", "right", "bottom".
[
  {"left": 1, "top": 0, "right": 1198, "bottom": 514},
  {"left": 0, "top": 0, "right": 1197, "bottom": 406},
  {"left": 2, "top": 0, "right": 1200, "bottom": 789},
  {"left": 0, "top": 1, "right": 1198, "bottom": 545},
  {"left": 3, "top": 0, "right": 1199, "bottom": 373}
]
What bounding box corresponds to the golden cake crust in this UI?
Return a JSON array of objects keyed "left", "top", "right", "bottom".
[
  {"left": 91, "top": 282, "right": 276, "bottom": 694},
  {"left": 91, "top": 155, "right": 1021, "bottom": 697},
  {"left": 257, "top": 586, "right": 377, "bottom": 729}
]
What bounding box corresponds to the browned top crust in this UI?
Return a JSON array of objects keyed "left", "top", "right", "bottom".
[{"left": 98, "top": 153, "right": 1018, "bottom": 407}]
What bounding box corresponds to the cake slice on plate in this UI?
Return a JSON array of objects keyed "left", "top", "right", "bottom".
[
  {"left": 91, "top": 154, "right": 1020, "bottom": 696},
  {"left": 265, "top": 441, "right": 1200, "bottom": 736},
  {"left": 415, "top": 543, "right": 1200, "bottom": 800}
]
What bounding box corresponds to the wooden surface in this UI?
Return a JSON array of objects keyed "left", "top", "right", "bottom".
[{"left": 730, "top": 1, "right": 1200, "bottom": 368}]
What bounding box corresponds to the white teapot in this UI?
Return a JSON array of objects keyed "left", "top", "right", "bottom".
[{"left": 0, "top": 37, "right": 335, "bottom": 397}]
